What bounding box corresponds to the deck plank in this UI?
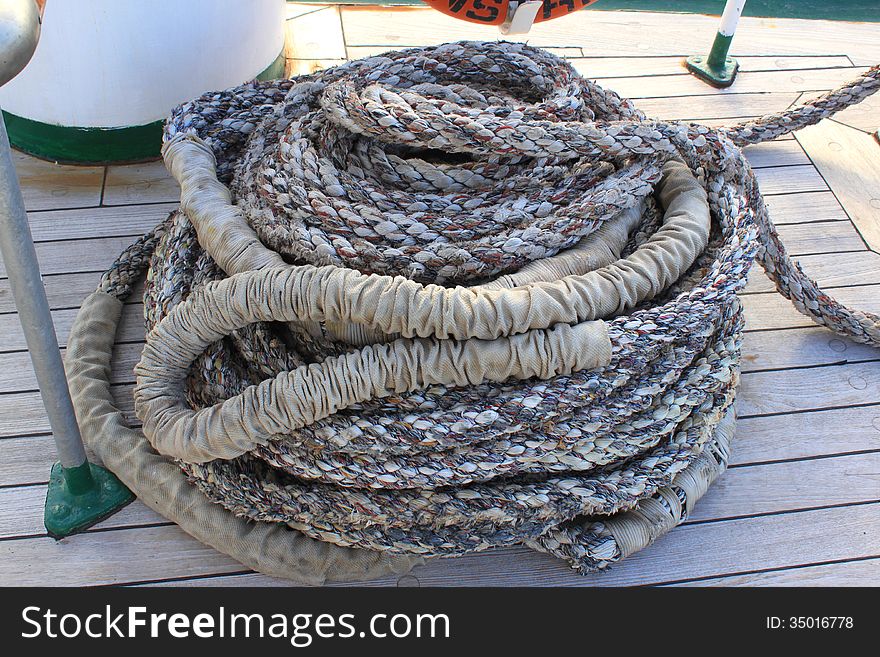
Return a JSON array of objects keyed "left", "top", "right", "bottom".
[
  {"left": 0, "top": 343, "right": 142, "bottom": 394},
  {"left": 740, "top": 325, "right": 879, "bottom": 372},
  {"left": 103, "top": 160, "right": 179, "bottom": 205},
  {"left": 13, "top": 152, "right": 104, "bottom": 212},
  {"left": 795, "top": 120, "right": 880, "bottom": 251},
  {"left": 734, "top": 405, "right": 880, "bottom": 466},
  {"left": 754, "top": 220, "right": 864, "bottom": 255},
  {"left": 742, "top": 284, "right": 880, "bottom": 331},
  {"left": 0, "top": 524, "right": 247, "bottom": 587},
  {"left": 149, "top": 560, "right": 880, "bottom": 588},
  {"left": 745, "top": 251, "right": 880, "bottom": 293},
  {"left": 0, "top": 303, "right": 144, "bottom": 354},
  {"left": 743, "top": 140, "right": 810, "bottom": 169},
  {"left": 399, "top": 503, "right": 880, "bottom": 587},
  {"left": 0, "top": 435, "right": 64, "bottom": 487},
  {"left": 26, "top": 203, "right": 174, "bottom": 242},
  {"left": 762, "top": 191, "right": 848, "bottom": 225},
  {"left": 738, "top": 361, "right": 880, "bottom": 418},
  {"left": 287, "top": 6, "right": 346, "bottom": 60},
  {"left": 0, "top": 273, "right": 145, "bottom": 314},
  {"left": 578, "top": 55, "right": 856, "bottom": 78},
  {"left": 287, "top": 58, "right": 348, "bottom": 77},
  {"left": 3, "top": 450, "right": 877, "bottom": 555},
  {"left": 591, "top": 67, "right": 868, "bottom": 100},
  {"left": 0, "top": 384, "right": 139, "bottom": 437},
  {"left": 689, "top": 452, "right": 880, "bottom": 523},
  {"left": 673, "top": 559, "right": 880, "bottom": 587},
  {"left": 1, "top": 197, "right": 848, "bottom": 282},
  {"left": 138, "top": 503, "right": 880, "bottom": 587},
  {"left": 338, "top": 9, "right": 880, "bottom": 64},
  {"left": 0, "top": 272, "right": 100, "bottom": 314},
  {"left": 829, "top": 99, "right": 879, "bottom": 134},
  {"left": 0, "top": 485, "right": 167, "bottom": 540},
  {"left": 0, "top": 235, "right": 142, "bottom": 278},
  {"left": 635, "top": 92, "right": 802, "bottom": 122},
  {"left": 753, "top": 165, "right": 828, "bottom": 195}
]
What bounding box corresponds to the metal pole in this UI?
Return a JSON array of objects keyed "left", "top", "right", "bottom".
[
  {"left": 686, "top": 0, "right": 747, "bottom": 88},
  {"left": 0, "top": 116, "right": 89, "bottom": 471},
  {"left": 1, "top": 0, "right": 132, "bottom": 537}
]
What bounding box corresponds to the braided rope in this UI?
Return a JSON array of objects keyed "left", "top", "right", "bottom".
[{"left": 96, "top": 42, "right": 879, "bottom": 574}]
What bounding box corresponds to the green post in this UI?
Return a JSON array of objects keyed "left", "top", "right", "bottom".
[{"left": 686, "top": 0, "right": 746, "bottom": 88}]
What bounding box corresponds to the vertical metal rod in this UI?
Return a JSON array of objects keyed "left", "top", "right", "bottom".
[
  {"left": 1, "top": 1, "right": 132, "bottom": 538},
  {"left": 0, "top": 113, "right": 90, "bottom": 472}
]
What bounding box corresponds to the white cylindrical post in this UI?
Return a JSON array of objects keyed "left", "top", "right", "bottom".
[{"left": 718, "top": 0, "right": 746, "bottom": 37}]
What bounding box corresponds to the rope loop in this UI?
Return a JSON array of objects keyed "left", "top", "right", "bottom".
[{"left": 79, "top": 42, "right": 880, "bottom": 576}]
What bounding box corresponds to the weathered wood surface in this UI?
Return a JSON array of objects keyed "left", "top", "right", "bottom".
[
  {"left": 794, "top": 120, "right": 880, "bottom": 251},
  {"left": 103, "top": 161, "right": 180, "bottom": 205},
  {"left": 338, "top": 8, "right": 880, "bottom": 65},
  {"left": 590, "top": 66, "right": 870, "bottom": 99},
  {"left": 0, "top": 7, "right": 877, "bottom": 587},
  {"left": 12, "top": 151, "right": 103, "bottom": 211}
]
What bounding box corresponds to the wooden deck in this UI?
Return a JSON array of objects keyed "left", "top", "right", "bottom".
[{"left": 1, "top": 6, "right": 879, "bottom": 587}]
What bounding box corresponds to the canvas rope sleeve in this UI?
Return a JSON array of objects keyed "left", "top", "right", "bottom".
[
  {"left": 135, "top": 267, "right": 612, "bottom": 462},
  {"left": 67, "top": 42, "right": 880, "bottom": 580},
  {"left": 65, "top": 290, "right": 422, "bottom": 584}
]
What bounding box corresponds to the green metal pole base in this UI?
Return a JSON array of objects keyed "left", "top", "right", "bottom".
[
  {"left": 44, "top": 462, "right": 134, "bottom": 539},
  {"left": 686, "top": 54, "right": 740, "bottom": 88}
]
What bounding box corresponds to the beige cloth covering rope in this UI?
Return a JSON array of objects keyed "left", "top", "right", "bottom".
[
  {"left": 135, "top": 268, "right": 612, "bottom": 462},
  {"left": 66, "top": 291, "right": 422, "bottom": 584}
]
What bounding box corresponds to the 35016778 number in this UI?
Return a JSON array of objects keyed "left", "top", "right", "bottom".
[{"left": 766, "top": 617, "right": 854, "bottom": 630}]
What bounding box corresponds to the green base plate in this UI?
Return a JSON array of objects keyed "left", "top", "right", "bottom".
[
  {"left": 686, "top": 55, "right": 740, "bottom": 88},
  {"left": 44, "top": 462, "right": 134, "bottom": 539}
]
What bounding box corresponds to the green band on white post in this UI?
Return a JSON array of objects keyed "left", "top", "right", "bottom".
[{"left": 686, "top": 0, "right": 746, "bottom": 88}]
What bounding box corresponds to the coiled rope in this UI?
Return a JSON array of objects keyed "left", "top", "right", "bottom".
[{"left": 67, "top": 41, "right": 880, "bottom": 582}]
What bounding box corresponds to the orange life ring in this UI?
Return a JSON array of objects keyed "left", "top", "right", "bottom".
[{"left": 421, "top": 0, "right": 597, "bottom": 27}]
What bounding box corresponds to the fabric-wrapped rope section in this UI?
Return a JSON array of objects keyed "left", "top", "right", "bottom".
[{"left": 64, "top": 41, "right": 880, "bottom": 583}]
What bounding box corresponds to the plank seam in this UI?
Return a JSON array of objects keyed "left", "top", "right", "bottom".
[
  {"left": 739, "top": 400, "right": 880, "bottom": 421},
  {"left": 657, "top": 554, "right": 880, "bottom": 587}
]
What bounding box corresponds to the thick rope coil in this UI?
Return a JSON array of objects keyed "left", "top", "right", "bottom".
[{"left": 69, "top": 41, "right": 880, "bottom": 579}]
